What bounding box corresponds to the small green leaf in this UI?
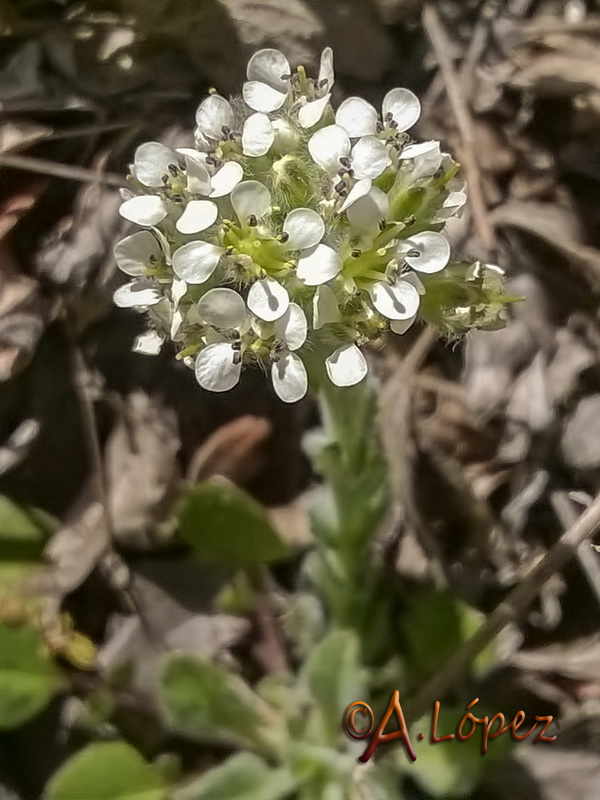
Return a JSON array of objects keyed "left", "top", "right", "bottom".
[
  {"left": 403, "top": 590, "right": 494, "bottom": 682},
  {"left": 174, "top": 753, "right": 296, "bottom": 800},
  {"left": 0, "top": 622, "right": 64, "bottom": 729},
  {"left": 160, "top": 655, "right": 279, "bottom": 752},
  {"left": 45, "top": 741, "right": 167, "bottom": 800},
  {"left": 302, "top": 629, "right": 364, "bottom": 742},
  {"left": 178, "top": 480, "right": 290, "bottom": 565}
]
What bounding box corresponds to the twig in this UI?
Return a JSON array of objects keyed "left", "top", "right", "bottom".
[
  {"left": 414, "top": 373, "right": 466, "bottom": 400},
  {"left": 249, "top": 568, "right": 290, "bottom": 674},
  {"left": 404, "top": 489, "right": 600, "bottom": 723},
  {"left": 46, "top": 121, "right": 134, "bottom": 141},
  {"left": 65, "top": 321, "right": 164, "bottom": 649},
  {"left": 0, "top": 152, "right": 127, "bottom": 188},
  {"left": 422, "top": 4, "right": 496, "bottom": 256},
  {"left": 550, "top": 490, "right": 600, "bottom": 610},
  {"left": 68, "top": 327, "right": 114, "bottom": 536},
  {"left": 382, "top": 327, "right": 449, "bottom": 587}
]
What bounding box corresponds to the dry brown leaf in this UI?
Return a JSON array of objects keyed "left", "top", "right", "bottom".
[
  {"left": 106, "top": 391, "right": 181, "bottom": 548},
  {"left": 187, "top": 415, "right": 272, "bottom": 485},
  {"left": 0, "top": 180, "right": 47, "bottom": 240},
  {"left": 0, "top": 267, "right": 47, "bottom": 381},
  {"left": 492, "top": 200, "right": 600, "bottom": 291}
]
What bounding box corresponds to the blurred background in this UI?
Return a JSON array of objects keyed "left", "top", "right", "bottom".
[{"left": 2, "top": 1, "right": 600, "bottom": 798}]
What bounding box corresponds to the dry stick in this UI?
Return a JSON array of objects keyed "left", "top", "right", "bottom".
[
  {"left": 66, "top": 323, "right": 164, "bottom": 649},
  {"left": 404, "top": 490, "right": 600, "bottom": 723},
  {"left": 0, "top": 152, "right": 127, "bottom": 188},
  {"left": 550, "top": 490, "right": 600, "bottom": 609},
  {"left": 422, "top": 4, "right": 496, "bottom": 256}
]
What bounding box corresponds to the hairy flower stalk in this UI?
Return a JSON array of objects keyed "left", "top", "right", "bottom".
[{"left": 113, "top": 47, "right": 512, "bottom": 402}]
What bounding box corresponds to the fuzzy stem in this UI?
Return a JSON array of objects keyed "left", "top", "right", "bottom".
[{"left": 304, "top": 346, "right": 390, "bottom": 660}]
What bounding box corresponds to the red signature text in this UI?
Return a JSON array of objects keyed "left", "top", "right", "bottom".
[{"left": 343, "top": 692, "right": 557, "bottom": 763}]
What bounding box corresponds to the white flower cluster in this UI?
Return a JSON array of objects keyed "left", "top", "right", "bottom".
[{"left": 113, "top": 47, "right": 470, "bottom": 402}]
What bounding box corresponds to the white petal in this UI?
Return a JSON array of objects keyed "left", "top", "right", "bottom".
[
  {"left": 133, "top": 142, "right": 177, "bottom": 187},
  {"left": 242, "top": 113, "right": 275, "bottom": 157},
  {"left": 368, "top": 280, "right": 420, "bottom": 320},
  {"left": 335, "top": 97, "right": 378, "bottom": 138},
  {"left": 298, "top": 94, "right": 331, "bottom": 129},
  {"left": 346, "top": 187, "right": 389, "bottom": 232},
  {"left": 402, "top": 271, "right": 425, "bottom": 295},
  {"left": 400, "top": 140, "right": 442, "bottom": 179},
  {"left": 243, "top": 81, "right": 287, "bottom": 113},
  {"left": 325, "top": 344, "right": 368, "bottom": 387},
  {"left": 113, "top": 280, "right": 161, "bottom": 308},
  {"left": 351, "top": 136, "right": 392, "bottom": 180},
  {"left": 194, "top": 128, "right": 212, "bottom": 152},
  {"left": 198, "top": 288, "right": 247, "bottom": 329},
  {"left": 246, "top": 278, "right": 289, "bottom": 322},
  {"left": 210, "top": 161, "right": 244, "bottom": 198},
  {"left": 390, "top": 315, "right": 417, "bottom": 335},
  {"left": 382, "top": 88, "right": 421, "bottom": 132},
  {"left": 176, "top": 200, "right": 218, "bottom": 234},
  {"left": 119, "top": 195, "right": 168, "bottom": 226},
  {"left": 172, "top": 277, "right": 188, "bottom": 306},
  {"left": 177, "top": 147, "right": 207, "bottom": 160},
  {"left": 114, "top": 231, "right": 161, "bottom": 276},
  {"left": 338, "top": 178, "right": 373, "bottom": 213},
  {"left": 195, "top": 95, "right": 235, "bottom": 140},
  {"left": 313, "top": 285, "right": 341, "bottom": 329},
  {"left": 152, "top": 227, "right": 173, "bottom": 265},
  {"left": 133, "top": 329, "right": 164, "bottom": 355},
  {"left": 171, "top": 309, "right": 183, "bottom": 340},
  {"left": 274, "top": 303, "right": 307, "bottom": 351},
  {"left": 308, "top": 125, "right": 351, "bottom": 175},
  {"left": 404, "top": 231, "right": 450, "bottom": 273},
  {"left": 297, "top": 244, "right": 342, "bottom": 286},
  {"left": 271, "top": 352, "right": 308, "bottom": 403},
  {"left": 195, "top": 343, "right": 241, "bottom": 392},
  {"left": 172, "top": 241, "right": 224, "bottom": 283},
  {"left": 230, "top": 181, "right": 272, "bottom": 223},
  {"left": 184, "top": 154, "right": 212, "bottom": 195},
  {"left": 437, "top": 189, "right": 467, "bottom": 219},
  {"left": 283, "top": 208, "right": 325, "bottom": 251},
  {"left": 318, "top": 47, "right": 335, "bottom": 91},
  {"left": 246, "top": 49, "right": 291, "bottom": 92}
]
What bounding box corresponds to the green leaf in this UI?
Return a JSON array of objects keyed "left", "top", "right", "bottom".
[
  {"left": 402, "top": 590, "right": 494, "bottom": 682},
  {"left": 160, "top": 654, "right": 280, "bottom": 752},
  {"left": 174, "top": 753, "right": 296, "bottom": 800},
  {"left": 178, "top": 480, "right": 290, "bottom": 565},
  {"left": 0, "top": 622, "right": 64, "bottom": 729},
  {"left": 0, "top": 495, "right": 55, "bottom": 560},
  {"left": 45, "top": 741, "right": 167, "bottom": 800},
  {"left": 302, "top": 629, "right": 364, "bottom": 742}
]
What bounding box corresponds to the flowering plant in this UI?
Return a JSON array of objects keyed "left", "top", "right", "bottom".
[{"left": 114, "top": 47, "right": 510, "bottom": 402}]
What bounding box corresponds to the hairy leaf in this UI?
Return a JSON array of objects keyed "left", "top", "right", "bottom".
[
  {"left": 178, "top": 480, "right": 290, "bottom": 565},
  {"left": 160, "top": 654, "right": 280, "bottom": 752},
  {"left": 45, "top": 741, "right": 167, "bottom": 800},
  {"left": 0, "top": 622, "right": 64, "bottom": 729}
]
